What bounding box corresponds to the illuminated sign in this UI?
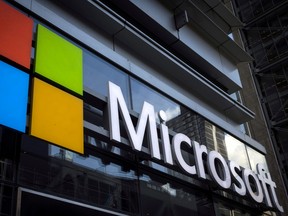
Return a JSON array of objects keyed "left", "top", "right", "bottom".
[
  {"left": 34, "top": 24, "right": 83, "bottom": 95},
  {"left": 0, "top": 0, "right": 32, "bottom": 132},
  {"left": 108, "top": 81, "right": 284, "bottom": 212},
  {"left": 0, "top": 61, "right": 29, "bottom": 132},
  {"left": 0, "top": 0, "right": 33, "bottom": 68},
  {"left": 30, "top": 78, "right": 83, "bottom": 153},
  {"left": 0, "top": 1, "right": 83, "bottom": 153},
  {"left": 30, "top": 24, "right": 84, "bottom": 153}
]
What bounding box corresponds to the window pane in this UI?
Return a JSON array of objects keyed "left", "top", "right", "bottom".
[
  {"left": 215, "top": 201, "right": 255, "bottom": 216},
  {"left": 20, "top": 136, "right": 139, "bottom": 214},
  {"left": 83, "top": 50, "right": 130, "bottom": 105},
  {"left": 131, "top": 78, "right": 181, "bottom": 122},
  {"left": 203, "top": 121, "right": 227, "bottom": 157},
  {"left": 139, "top": 171, "right": 215, "bottom": 216},
  {"left": 225, "top": 134, "right": 250, "bottom": 169},
  {"left": 246, "top": 146, "right": 268, "bottom": 172},
  {"left": 166, "top": 109, "right": 202, "bottom": 143}
]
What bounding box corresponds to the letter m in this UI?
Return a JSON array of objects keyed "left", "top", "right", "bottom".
[{"left": 108, "top": 81, "right": 160, "bottom": 159}]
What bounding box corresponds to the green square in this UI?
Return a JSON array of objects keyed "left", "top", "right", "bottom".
[{"left": 35, "top": 24, "right": 83, "bottom": 95}]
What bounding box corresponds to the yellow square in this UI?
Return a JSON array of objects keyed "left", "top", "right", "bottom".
[{"left": 30, "top": 78, "right": 83, "bottom": 153}]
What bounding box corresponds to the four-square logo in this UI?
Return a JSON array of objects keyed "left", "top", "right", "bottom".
[{"left": 0, "top": 0, "right": 83, "bottom": 154}]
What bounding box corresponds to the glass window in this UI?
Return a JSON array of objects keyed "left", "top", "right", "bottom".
[
  {"left": 215, "top": 201, "right": 256, "bottom": 216},
  {"left": 246, "top": 146, "right": 268, "bottom": 172},
  {"left": 131, "top": 78, "right": 181, "bottom": 122},
  {"left": 20, "top": 136, "right": 140, "bottom": 215},
  {"left": 203, "top": 121, "right": 228, "bottom": 157},
  {"left": 167, "top": 109, "right": 203, "bottom": 143},
  {"left": 83, "top": 50, "right": 130, "bottom": 105},
  {"left": 139, "top": 171, "right": 215, "bottom": 216},
  {"left": 49, "top": 145, "right": 138, "bottom": 180},
  {"left": 225, "top": 134, "right": 250, "bottom": 169}
]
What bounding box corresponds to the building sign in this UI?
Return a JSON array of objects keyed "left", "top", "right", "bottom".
[
  {"left": 30, "top": 24, "right": 83, "bottom": 154},
  {"left": 0, "top": 1, "right": 83, "bottom": 153},
  {"left": 108, "top": 81, "right": 284, "bottom": 212},
  {"left": 0, "top": 0, "right": 284, "bottom": 213}
]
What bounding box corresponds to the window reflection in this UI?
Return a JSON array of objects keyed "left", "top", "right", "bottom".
[
  {"left": 85, "top": 135, "right": 135, "bottom": 162},
  {"left": 215, "top": 201, "right": 254, "bottom": 216},
  {"left": 139, "top": 172, "right": 215, "bottom": 216},
  {"left": 131, "top": 78, "right": 181, "bottom": 122},
  {"left": 166, "top": 108, "right": 202, "bottom": 143},
  {"left": 49, "top": 145, "right": 137, "bottom": 180},
  {"left": 246, "top": 146, "right": 268, "bottom": 172},
  {"left": 83, "top": 50, "right": 130, "bottom": 106},
  {"left": 225, "top": 134, "right": 250, "bottom": 169},
  {"left": 18, "top": 144, "right": 140, "bottom": 214},
  {"left": 203, "top": 121, "right": 228, "bottom": 157}
]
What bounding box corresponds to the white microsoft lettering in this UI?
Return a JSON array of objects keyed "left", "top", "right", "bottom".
[
  {"left": 257, "top": 164, "right": 284, "bottom": 212},
  {"left": 160, "top": 123, "right": 173, "bottom": 165},
  {"left": 208, "top": 151, "right": 231, "bottom": 189},
  {"left": 108, "top": 81, "right": 160, "bottom": 159},
  {"left": 107, "top": 81, "right": 283, "bottom": 212},
  {"left": 172, "top": 133, "right": 196, "bottom": 175},
  {"left": 193, "top": 141, "right": 207, "bottom": 179},
  {"left": 229, "top": 161, "right": 246, "bottom": 196},
  {"left": 243, "top": 168, "right": 264, "bottom": 203}
]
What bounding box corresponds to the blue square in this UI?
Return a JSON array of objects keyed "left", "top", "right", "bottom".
[{"left": 0, "top": 61, "right": 29, "bottom": 132}]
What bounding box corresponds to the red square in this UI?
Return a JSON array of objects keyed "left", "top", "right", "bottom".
[{"left": 0, "top": 0, "right": 33, "bottom": 68}]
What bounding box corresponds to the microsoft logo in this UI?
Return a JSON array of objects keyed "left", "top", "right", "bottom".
[
  {"left": 0, "top": 1, "right": 83, "bottom": 153},
  {"left": 31, "top": 24, "right": 83, "bottom": 154}
]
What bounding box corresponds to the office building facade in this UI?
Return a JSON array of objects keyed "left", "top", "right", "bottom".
[{"left": 0, "top": 0, "right": 287, "bottom": 215}]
